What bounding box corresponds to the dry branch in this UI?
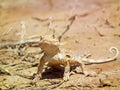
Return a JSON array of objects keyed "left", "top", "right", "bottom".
[
  {"left": 29, "top": 81, "right": 64, "bottom": 90},
  {"left": 0, "top": 66, "right": 11, "bottom": 75},
  {"left": 0, "top": 66, "right": 33, "bottom": 79},
  {"left": 32, "top": 17, "right": 50, "bottom": 22},
  {"left": 0, "top": 27, "right": 13, "bottom": 38},
  {"left": 32, "top": 16, "right": 64, "bottom": 22},
  {"left": 0, "top": 39, "right": 40, "bottom": 48},
  {"left": 0, "top": 15, "right": 77, "bottom": 49},
  {"left": 58, "top": 15, "right": 76, "bottom": 41}
]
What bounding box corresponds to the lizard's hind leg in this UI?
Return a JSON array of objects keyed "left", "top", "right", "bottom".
[
  {"left": 77, "top": 60, "right": 87, "bottom": 75},
  {"left": 63, "top": 60, "right": 71, "bottom": 81}
]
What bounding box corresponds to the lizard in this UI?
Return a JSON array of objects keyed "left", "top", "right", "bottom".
[{"left": 33, "top": 35, "right": 119, "bottom": 82}]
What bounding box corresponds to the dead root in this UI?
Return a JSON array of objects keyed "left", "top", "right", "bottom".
[
  {"left": 0, "top": 66, "right": 11, "bottom": 75},
  {"left": 29, "top": 80, "right": 65, "bottom": 90}
]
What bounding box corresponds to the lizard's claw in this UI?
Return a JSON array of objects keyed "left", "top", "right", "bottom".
[
  {"left": 30, "top": 74, "right": 42, "bottom": 85},
  {"left": 83, "top": 71, "right": 89, "bottom": 76},
  {"left": 63, "top": 72, "right": 70, "bottom": 81}
]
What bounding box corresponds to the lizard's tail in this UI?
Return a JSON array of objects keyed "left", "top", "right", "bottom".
[{"left": 82, "top": 47, "right": 119, "bottom": 64}]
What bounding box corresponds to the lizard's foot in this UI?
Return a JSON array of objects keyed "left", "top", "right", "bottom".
[
  {"left": 83, "top": 71, "right": 89, "bottom": 76},
  {"left": 30, "top": 74, "right": 42, "bottom": 85},
  {"left": 63, "top": 72, "right": 70, "bottom": 81},
  {"left": 84, "top": 71, "right": 97, "bottom": 77}
]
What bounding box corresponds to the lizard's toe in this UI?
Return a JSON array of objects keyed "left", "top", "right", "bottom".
[
  {"left": 84, "top": 71, "right": 97, "bottom": 77},
  {"left": 63, "top": 73, "right": 70, "bottom": 81},
  {"left": 30, "top": 74, "right": 42, "bottom": 86},
  {"left": 83, "top": 71, "right": 89, "bottom": 76}
]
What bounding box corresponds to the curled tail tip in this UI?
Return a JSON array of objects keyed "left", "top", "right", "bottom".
[
  {"left": 109, "top": 46, "right": 118, "bottom": 50},
  {"left": 109, "top": 46, "right": 119, "bottom": 53},
  {"left": 109, "top": 46, "right": 119, "bottom": 59}
]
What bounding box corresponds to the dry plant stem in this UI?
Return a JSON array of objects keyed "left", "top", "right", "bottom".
[
  {"left": 0, "top": 66, "right": 11, "bottom": 75},
  {"left": 30, "top": 81, "right": 65, "bottom": 90},
  {"left": 15, "top": 73, "right": 33, "bottom": 79},
  {"left": 4, "top": 62, "right": 24, "bottom": 68},
  {"left": 4, "top": 56, "right": 39, "bottom": 69},
  {"left": 32, "top": 16, "right": 64, "bottom": 22},
  {"left": 47, "top": 17, "right": 54, "bottom": 32},
  {"left": 0, "top": 15, "right": 76, "bottom": 48},
  {"left": 32, "top": 17, "right": 50, "bottom": 22},
  {"left": 0, "top": 66, "right": 33, "bottom": 79},
  {"left": 32, "top": 11, "right": 93, "bottom": 23},
  {"left": 20, "top": 21, "right": 26, "bottom": 41},
  {"left": 27, "top": 35, "right": 42, "bottom": 39},
  {"left": 16, "top": 21, "right": 26, "bottom": 42},
  {"left": 58, "top": 15, "right": 76, "bottom": 41},
  {"left": 0, "top": 39, "right": 40, "bottom": 48},
  {"left": 0, "top": 27, "right": 13, "bottom": 38},
  {"left": 0, "top": 63, "right": 37, "bottom": 79}
]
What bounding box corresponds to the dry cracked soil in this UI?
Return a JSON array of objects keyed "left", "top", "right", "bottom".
[{"left": 0, "top": 0, "right": 120, "bottom": 90}]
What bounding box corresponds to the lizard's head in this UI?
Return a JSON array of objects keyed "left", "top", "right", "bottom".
[
  {"left": 39, "top": 35, "right": 60, "bottom": 55},
  {"left": 40, "top": 35, "right": 60, "bottom": 45}
]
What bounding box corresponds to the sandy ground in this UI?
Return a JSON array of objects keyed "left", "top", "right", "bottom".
[{"left": 0, "top": 0, "right": 120, "bottom": 90}]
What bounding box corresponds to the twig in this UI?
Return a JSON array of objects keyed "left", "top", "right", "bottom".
[
  {"left": 32, "top": 17, "right": 64, "bottom": 22},
  {"left": 29, "top": 81, "right": 65, "bottom": 90},
  {"left": 16, "top": 21, "right": 26, "bottom": 42},
  {"left": 0, "top": 39, "right": 40, "bottom": 48},
  {"left": 0, "top": 48, "right": 23, "bottom": 55},
  {"left": 47, "top": 17, "right": 54, "bottom": 32},
  {"left": 27, "top": 35, "right": 41, "bottom": 39},
  {"left": 4, "top": 62, "right": 25, "bottom": 68},
  {"left": 20, "top": 21, "right": 26, "bottom": 41},
  {"left": 15, "top": 73, "right": 33, "bottom": 79},
  {"left": 0, "top": 66, "right": 33, "bottom": 79},
  {"left": 32, "top": 17, "right": 50, "bottom": 22},
  {"left": 15, "top": 63, "right": 39, "bottom": 71},
  {"left": 58, "top": 15, "right": 76, "bottom": 41},
  {"left": 0, "top": 27, "right": 13, "bottom": 38},
  {"left": 0, "top": 66, "right": 11, "bottom": 75}
]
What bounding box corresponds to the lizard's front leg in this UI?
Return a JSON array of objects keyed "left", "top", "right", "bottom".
[
  {"left": 33, "top": 56, "right": 46, "bottom": 83},
  {"left": 63, "top": 60, "right": 70, "bottom": 81}
]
